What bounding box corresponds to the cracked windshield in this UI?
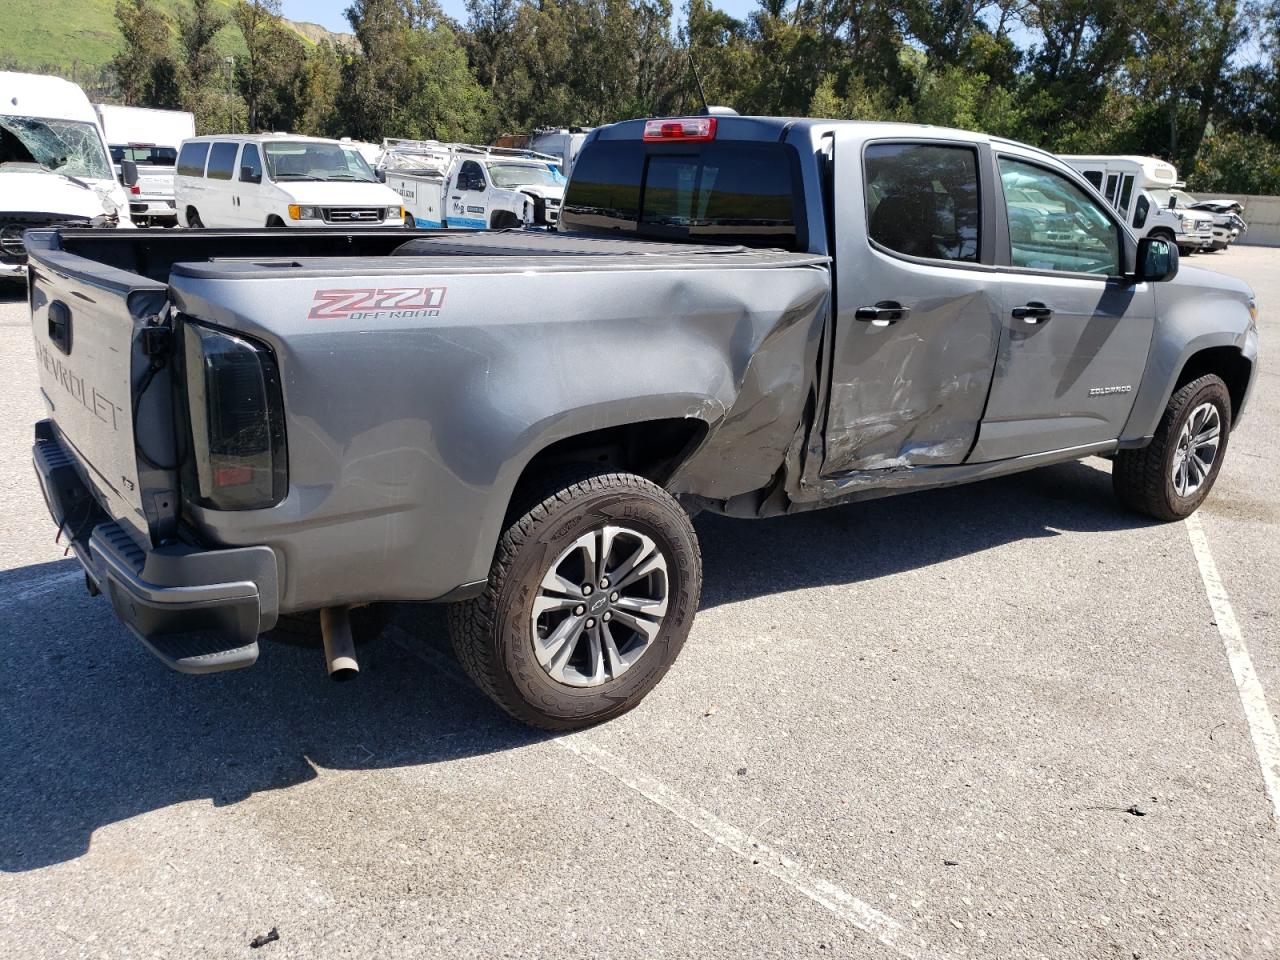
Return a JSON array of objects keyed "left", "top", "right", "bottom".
[{"left": 0, "top": 116, "right": 110, "bottom": 180}]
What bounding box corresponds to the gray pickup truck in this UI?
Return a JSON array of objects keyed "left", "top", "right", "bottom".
[{"left": 27, "top": 116, "right": 1259, "bottom": 730}]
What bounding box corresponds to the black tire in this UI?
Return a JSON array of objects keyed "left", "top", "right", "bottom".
[
  {"left": 1113, "top": 374, "right": 1232, "bottom": 521},
  {"left": 266, "top": 215, "right": 286, "bottom": 228},
  {"left": 448, "top": 468, "right": 701, "bottom": 731},
  {"left": 489, "top": 210, "right": 520, "bottom": 230},
  {"left": 265, "top": 604, "right": 393, "bottom": 647},
  {"left": 186, "top": 207, "right": 203, "bottom": 228},
  {"left": 404, "top": 214, "right": 416, "bottom": 229}
]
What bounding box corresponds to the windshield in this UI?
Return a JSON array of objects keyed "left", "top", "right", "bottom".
[
  {"left": 1151, "top": 188, "right": 1199, "bottom": 210},
  {"left": 0, "top": 116, "right": 111, "bottom": 180},
  {"left": 488, "top": 163, "right": 563, "bottom": 189},
  {"left": 262, "top": 142, "right": 377, "bottom": 182}
]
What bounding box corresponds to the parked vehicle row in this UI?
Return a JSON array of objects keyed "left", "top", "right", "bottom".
[
  {"left": 25, "top": 115, "right": 1258, "bottom": 730},
  {"left": 1061, "top": 155, "right": 1247, "bottom": 255}
]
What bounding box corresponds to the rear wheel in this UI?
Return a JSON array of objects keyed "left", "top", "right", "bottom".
[
  {"left": 1113, "top": 374, "right": 1231, "bottom": 520},
  {"left": 448, "top": 468, "right": 701, "bottom": 730}
]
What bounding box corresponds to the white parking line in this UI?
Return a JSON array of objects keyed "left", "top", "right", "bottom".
[
  {"left": 387, "top": 629, "right": 941, "bottom": 958},
  {"left": 1185, "top": 513, "right": 1280, "bottom": 830},
  {"left": 0, "top": 568, "right": 83, "bottom": 610},
  {"left": 559, "top": 736, "right": 946, "bottom": 960}
]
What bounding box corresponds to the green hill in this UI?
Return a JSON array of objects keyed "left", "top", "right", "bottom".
[{"left": 0, "top": 0, "right": 351, "bottom": 75}]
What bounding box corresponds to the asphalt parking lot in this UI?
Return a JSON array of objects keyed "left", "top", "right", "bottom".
[{"left": 0, "top": 246, "right": 1276, "bottom": 960}]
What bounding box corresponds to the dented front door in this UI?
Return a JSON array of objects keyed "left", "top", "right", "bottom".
[{"left": 822, "top": 133, "right": 1003, "bottom": 474}]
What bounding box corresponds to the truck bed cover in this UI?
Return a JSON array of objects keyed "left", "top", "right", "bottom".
[{"left": 172, "top": 230, "right": 829, "bottom": 280}]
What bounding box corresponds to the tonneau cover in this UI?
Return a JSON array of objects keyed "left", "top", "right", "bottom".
[{"left": 171, "top": 230, "right": 829, "bottom": 280}]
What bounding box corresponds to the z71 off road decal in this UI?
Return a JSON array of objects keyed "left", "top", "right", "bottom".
[{"left": 308, "top": 286, "right": 447, "bottom": 321}]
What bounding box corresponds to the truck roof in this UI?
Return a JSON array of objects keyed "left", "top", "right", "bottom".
[
  {"left": 0, "top": 70, "right": 96, "bottom": 123},
  {"left": 598, "top": 115, "right": 994, "bottom": 144},
  {"left": 181, "top": 133, "right": 355, "bottom": 146}
]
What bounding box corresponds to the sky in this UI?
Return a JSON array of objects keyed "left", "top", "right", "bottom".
[{"left": 281, "top": 0, "right": 761, "bottom": 31}]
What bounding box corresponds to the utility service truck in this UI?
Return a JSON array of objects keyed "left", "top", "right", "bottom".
[
  {"left": 26, "top": 116, "right": 1258, "bottom": 732},
  {"left": 381, "top": 139, "right": 565, "bottom": 229}
]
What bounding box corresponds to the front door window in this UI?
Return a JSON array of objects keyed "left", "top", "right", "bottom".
[{"left": 998, "top": 157, "right": 1120, "bottom": 276}]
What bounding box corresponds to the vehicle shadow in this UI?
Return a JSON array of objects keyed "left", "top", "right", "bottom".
[
  {"left": 694, "top": 456, "right": 1150, "bottom": 608},
  {"left": 0, "top": 457, "right": 1150, "bottom": 873}
]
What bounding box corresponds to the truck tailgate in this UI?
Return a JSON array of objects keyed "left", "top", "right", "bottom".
[{"left": 27, "top": 235, "right": 168, "bottom": 531}]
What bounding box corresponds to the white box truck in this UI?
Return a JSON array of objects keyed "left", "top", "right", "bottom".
[
  {"left": 95, "top": 104, "right": 195, "bottom": 227},
  {"left": 1060, "top": 155, "right": 1215, "bottom": 255},
  {"left": 1, "top": 71, "right": 131, "bottom": 278}
]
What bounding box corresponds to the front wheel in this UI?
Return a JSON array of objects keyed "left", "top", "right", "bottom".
[
  {"left": 1113, "top": 374, "right": 1232, "bottom": 520},
  {"left": 448, "top": 468, "right": 701, "bottom": 730}
]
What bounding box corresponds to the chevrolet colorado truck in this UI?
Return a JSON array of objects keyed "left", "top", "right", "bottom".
[{"left": 27, "top": 117, "right": 1259, "bottom": 730}]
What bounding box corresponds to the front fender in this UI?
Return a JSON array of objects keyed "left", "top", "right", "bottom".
[{"left": 1120, "top": 273, "right": 1255, "bottom": 443}]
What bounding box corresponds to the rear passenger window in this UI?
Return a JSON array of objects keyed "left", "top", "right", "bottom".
[
  {"left": 1082, "top": 170, "right": 1104, "bottom": 190},
  {"left": 176, "top": 142, "right": 209, "bottom": 177},
  {"left": 863, "top": 143, "right": 980, "bottom": 262},
  {"left": 206, "top": 142, "right": 239, "bottom": 181}
]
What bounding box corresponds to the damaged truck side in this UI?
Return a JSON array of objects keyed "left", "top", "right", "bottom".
[{"left": 28, "top": 117, "right": 1259, "bottom": 730}]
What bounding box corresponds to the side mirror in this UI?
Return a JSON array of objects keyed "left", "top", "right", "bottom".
[
  {"left": 1168, "top": 196, "right": 1177, "bottom": 210},
  {"left": 376, "top": 169, "right": 386, "bottom": 183},
  {"left": 120, "top": 159, "right": 139, "bottom": 187},
  {"left": 240, "top": 166, "right": 261, "bottom": 184},
  {"left": 1136, "top": 236, "right": 1179, "bottom": 283}
]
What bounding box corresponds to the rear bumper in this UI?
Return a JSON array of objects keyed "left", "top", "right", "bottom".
[
  {"left": 129, "top": 199, "right": 178, "bottom": 219},
  {"left": 33, "top": 420, "right": 278, "bottom": 673}
]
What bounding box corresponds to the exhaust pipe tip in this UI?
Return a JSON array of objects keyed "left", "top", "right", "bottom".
[{"left": 320, "top": 606, "right": 360, "bottom": 681}]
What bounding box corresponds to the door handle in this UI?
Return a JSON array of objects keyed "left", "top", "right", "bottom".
[
  {"left": 1012, "top": 302, "right": 1053, "bottom": 323},
  {"left": 854, "top": 301, "right": 909, "bottom": 326}
]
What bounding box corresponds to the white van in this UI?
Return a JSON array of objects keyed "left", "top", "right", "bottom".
[
  {"left": 174, "top": 133, "right": 405, "bottom": 228},
  {"left": 1059, "top": 155, "right": 1215, "bottom": 255},
  {"left": 381, "top": 140, "right": 565, "bottom": 229},
  {"left": 95, "top": 104, "right": 195, "bottom": 226},
  {"left": 1, "top": 71, "right": 131, "bottom": 277}
]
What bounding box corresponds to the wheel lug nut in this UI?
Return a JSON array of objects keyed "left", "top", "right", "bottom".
[
  {"left": 574, "top": 605, "right": 585, "bottom": 615},
  {"left": 582, "top": 584, "right": 593, "bottom": 596},
  {"left": 602, "top": 612, "right": 612, "bottom": 622},
  {"left": 610, "top": 592, "right": 619, "bottom": 602},
  {"left": 599, "top": 577, "right": 610, "bottom": 589},
  {"left": 586, "top": 618, "right": 596, "bottom": 628}
]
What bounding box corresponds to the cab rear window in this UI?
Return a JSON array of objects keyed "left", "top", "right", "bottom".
[{"left": 562, "top": 141, "right": 804, "bottom": 249}]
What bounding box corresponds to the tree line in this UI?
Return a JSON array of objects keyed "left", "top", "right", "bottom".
[{"left": 106, "top": 0, "right": 1280, "bottom": 193}]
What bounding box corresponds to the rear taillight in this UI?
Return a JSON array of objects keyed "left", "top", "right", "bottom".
[
  {"left": 129, "top": 184, "right": 141, "bottom": 195},
  {"left": 181, "top": 321, "right": 286, "bottom": 511},
  {"left": 642, "top": 117, "right": 717, "bottom": 142}
]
